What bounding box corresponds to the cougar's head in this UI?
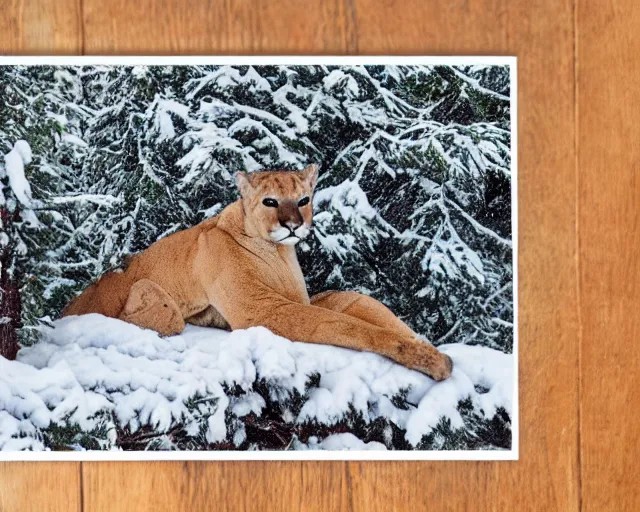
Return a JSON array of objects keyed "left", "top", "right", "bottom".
[{"left": 236, "top": 165, "right": 319, "bottom": 246}]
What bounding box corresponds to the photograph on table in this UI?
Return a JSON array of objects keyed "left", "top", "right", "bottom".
[{"left": 0, "top": 57, "right": 517, "bottom": 458}]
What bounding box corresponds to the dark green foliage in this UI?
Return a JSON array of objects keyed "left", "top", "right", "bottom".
[
  {"left": 417, "top": 398, "right": 511, "bottom": 450},
  {"left": 42, "top": 411, "right": 113, "bottom": 451}
]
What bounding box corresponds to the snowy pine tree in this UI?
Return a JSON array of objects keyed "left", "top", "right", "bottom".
[
  {"left": 0, "top": 64, "right": 513, "bottom": 451},
  {"left": 1, "top": 66, "right": 90, "bottom": 350}
]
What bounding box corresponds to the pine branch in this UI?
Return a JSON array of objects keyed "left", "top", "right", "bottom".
[{"left": 445, "top": 198, "right": 512, "bottom": 248}]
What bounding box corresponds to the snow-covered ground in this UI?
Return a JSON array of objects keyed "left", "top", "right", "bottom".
[{"left": 0, "top": 314, "right": 512, "bottom": 451}]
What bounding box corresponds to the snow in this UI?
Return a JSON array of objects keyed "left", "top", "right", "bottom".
[
  {"left": 152, "top": 97, "right": 191, "bottom": 141},
  {"left": 313, "top": 180, "right": 384, "bottom": 257},
  {"left": 272, "top": 83, "right": 310, "bottom": 134},
  {"left": 294, "top": 433, "right": 387, "bottom": 451},
  {"left": 49, "top": 194, "right": 121, "bottom": 207},
  {"left": 3, "top": 140, "right": 33, "bottom": 206},
  {"left": 0, "top": 353, "right": 111, "bottom": 451},
  {"left": 323, "top": 70, "right": 360, "bottom": 98},
  {"left": 1, "top": 314, "right": 513, "bottom": 451},
  {"left": 61, "top": 133, "right": 88, "bottom": 147},
  {"left": 233, "top": 102, "right": 296, "bottom": 138},
  {"left": 228, "top": 118, "right": 300, "bottom": 165},
  {"left": 314, "top": 180, "right": 378, "bottom": 221},
  {"left": 20, "top": 209, "right": 42, "bottom": 228},
  {"left": 186, "top": 66, "right": 271, "bottom": 100}
]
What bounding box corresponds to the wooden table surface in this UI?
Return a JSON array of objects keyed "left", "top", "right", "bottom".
[{"left": 0, "top": 0, "right": 638, "bottom": 510}]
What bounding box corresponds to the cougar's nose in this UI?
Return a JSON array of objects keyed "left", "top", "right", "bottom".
[
  {"left": 280, "top": 219, "right": 301, "bottom": 231},
  {"left": 278, "top": 201, "right": 304, "bottom": 231}
]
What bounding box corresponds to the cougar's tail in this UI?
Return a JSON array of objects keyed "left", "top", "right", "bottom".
[{"left": 61, "top": 271, "right": 131, "bottom": 319}]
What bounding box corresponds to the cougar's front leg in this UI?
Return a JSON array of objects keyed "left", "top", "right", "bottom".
[
  {"left": 311, "top": 291, "right": 418, "bottom": 338},
  {"left": 119, "top": 279, "right": 185, "bottom": 337},
  {"left": 310, "top": 291, "right": 452, "bottom": 379},
  {"left": 243, "top": 300, "right": 452, "bottom": 381}
]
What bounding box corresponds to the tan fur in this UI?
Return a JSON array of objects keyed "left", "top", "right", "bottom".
[{"left": 62, "top": 165, "right": 452, "bottom": 380}]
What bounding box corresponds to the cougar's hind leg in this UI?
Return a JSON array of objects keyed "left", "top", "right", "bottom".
[
  {"left": 185, "top": 305, "right": 231, "bottom": 330},
  {"left": 119, "top": 279, "right": 185, "bottom": 337}
]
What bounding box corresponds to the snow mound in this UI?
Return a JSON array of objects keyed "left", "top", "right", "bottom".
[{"left": 1, "top": 315, "right": 513, "bottom": 451}]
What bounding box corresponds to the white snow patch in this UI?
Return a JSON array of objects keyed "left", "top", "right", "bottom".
[
  {"left": 61, "top": 133, "right": 88, "bottom": 147},
  {"left": 20, "top": 209, "right": 42, "bottom": 228},
  {"left": 1, "top": 315, "right": 513, "bottom": 451},
  {"left": 313, "top": 180, "right": 384, "bottom": 258},
  {"left": 294, "top": 433, "right": 387, "bottom": 451},
  {"left": 323, "top": 70, "right": 360, "bottom": 98},
  {"left": 314, "top": 180, "right": 377, "bottom": 221},
  {"left": 3, "top": 140, "right": 33, "bottom": 206},
  {"left": 152, "top": 98, "right": 190, "bottom": 141}
]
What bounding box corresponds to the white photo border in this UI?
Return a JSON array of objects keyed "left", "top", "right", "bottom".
[{"left": 0, "top": 55, "right": 518, "bottom": 461}]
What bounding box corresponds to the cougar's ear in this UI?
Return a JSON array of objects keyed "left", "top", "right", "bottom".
[
  {"left": 301, "top": 164, "right": 319, "bottom": 190},
  {"left": 235, "top": 171, "right": 253, "bottom": 198}
]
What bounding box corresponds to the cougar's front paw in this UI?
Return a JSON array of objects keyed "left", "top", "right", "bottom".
[
  {"left": 394, "top": 338, "right": 454, "bottom": 381},
  {"left": 427, "top": 353, "right": 453, "bottom": 381}
]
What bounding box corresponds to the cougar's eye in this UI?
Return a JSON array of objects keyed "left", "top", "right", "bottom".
[
  {"left": 298, "top": 196, "right": 310, "bottom": 207},
  {"left": 262, "top": 198, "right": 278, "bottom": 208}
]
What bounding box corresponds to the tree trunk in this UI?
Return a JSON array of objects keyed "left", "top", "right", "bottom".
[{"left": 0, "top": 206, "right": 21, "bottom": 360}]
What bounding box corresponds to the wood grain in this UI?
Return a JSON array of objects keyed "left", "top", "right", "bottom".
[
  {"left": 7, "top": 0, "right": 640, "bottom": 509},
  {"left": 0, "top": 0, "right": 82, "bottom": 54},
  {"left": 82, "top": 0, "right": 358, "bottom": 54},
  {"left": 578, "top": 1, "right": 640, "bottom": 510},
  {"left": 0, "top": 462, "right": 81, "bottom": 512},
  {"left": 353, "top": 0, "right": 509, "bottom": 54},
  {"left": 83, "top": 462, "right": 349, "bottom": 511}
]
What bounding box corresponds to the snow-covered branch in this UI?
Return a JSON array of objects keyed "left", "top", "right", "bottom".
[{"left": 48, "top": 194, "right": 121, "bottom": 207}]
